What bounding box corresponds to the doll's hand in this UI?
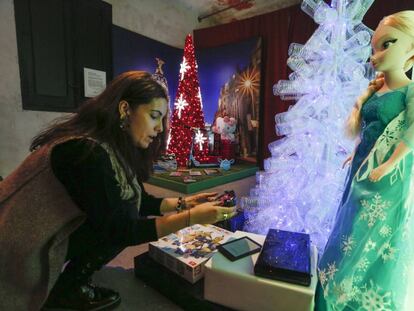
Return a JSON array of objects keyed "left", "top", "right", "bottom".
[
  {"left": 342, "top": 155, "right": 353, "bottom": 169},
  {"left": 185, "top": 192, "right": 218, "bottom": 208},
  {"left": 367, "top": 72, "right": 385, "bottom": 93},
  {"left": 368, "top": 162, "right": 394, "bottom": 182}
]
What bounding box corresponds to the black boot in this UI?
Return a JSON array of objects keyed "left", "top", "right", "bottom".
[
  {"left": 42, "top": 278, "right": 120, "bottom": 311},
  {"left": 42, "top": 258, "right": 121, "bottom": 311}
]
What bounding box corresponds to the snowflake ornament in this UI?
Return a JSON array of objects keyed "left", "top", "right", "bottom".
[
  {"left": 179, "top": 57, "right": 190, "bottom": 80},
  {"left": 174, "top": 94, "right": 188, "bottom": 119},
  {"left": 194, "top": 129, "right": 207, "bottom": 150}
]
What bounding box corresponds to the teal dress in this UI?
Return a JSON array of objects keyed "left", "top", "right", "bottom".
[{"left": 317, "top": 83, "right": 414, "bottom": 311}]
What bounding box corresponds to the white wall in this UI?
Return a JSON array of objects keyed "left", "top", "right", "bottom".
[
  {"left": 104, "top": 0, "right": 200, "bottom": 48},
  {"left": 0, "top": 0, "right": 199, "bottom": 177}
]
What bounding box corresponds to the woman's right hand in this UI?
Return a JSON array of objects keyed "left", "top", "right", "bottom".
[
  {"left": 342, "top": 154, "right": 353, "bottom": 169},
  {"left": 189, "top": 201, "right": 237, "bottom": 225}
]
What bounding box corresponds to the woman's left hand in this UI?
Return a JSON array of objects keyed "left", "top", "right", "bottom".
[
  {"left": 369, "top": 163, "right": 394, "bottom": 182},
  {"left": 185, "top": 192, "right": 218, "bottom": 208}
]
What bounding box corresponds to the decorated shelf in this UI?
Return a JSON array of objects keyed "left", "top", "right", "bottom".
[{"left": 147, "top": 163, "right": 258, "bottom": 193}]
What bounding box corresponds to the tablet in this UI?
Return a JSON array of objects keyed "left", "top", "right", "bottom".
[{"left": 218, "top": 236, "right": 262, "bottom": 261}]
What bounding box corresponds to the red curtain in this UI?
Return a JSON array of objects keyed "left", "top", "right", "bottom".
[{"left": 194, "top": 1, "right": 414, "bottom": 168}]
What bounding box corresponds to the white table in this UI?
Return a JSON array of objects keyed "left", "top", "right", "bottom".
[{"left": 204, "top": 231, "right": 318, "bottom": 311}]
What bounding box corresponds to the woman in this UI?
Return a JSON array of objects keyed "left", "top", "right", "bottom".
[
  {"left": 316, "top": 11, "right": 414, "bottom": 310},
  {"left": 0, "top": 71, "right": 236, "bottom": 311}
]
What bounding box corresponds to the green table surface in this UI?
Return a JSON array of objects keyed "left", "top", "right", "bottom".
[{"left": 147, "top": 163, "right": 258, "bottom": 194}]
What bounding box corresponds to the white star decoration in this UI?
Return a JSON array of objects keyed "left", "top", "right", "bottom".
[
  {"left": 194, "top": 129, "right": 207, "bottom": 150},
  {"left": 174, "top": 94, "right": 188, "bottom": 119},
  {"left": 180, "top": 57, "right": 190, "bottom": 80}
]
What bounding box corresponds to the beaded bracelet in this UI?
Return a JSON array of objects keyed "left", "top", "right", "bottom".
[{"left": 176, "top": 196, "right": 186, "bottom": 213}]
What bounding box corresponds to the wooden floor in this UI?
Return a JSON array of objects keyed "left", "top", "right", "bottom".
[{"left": 94, "top": 175, "right": 257, "bottom": 310}]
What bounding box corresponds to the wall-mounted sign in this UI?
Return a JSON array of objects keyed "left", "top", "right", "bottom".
[{"left": 84, "top": 67, "right": 106, "bottom": 98}]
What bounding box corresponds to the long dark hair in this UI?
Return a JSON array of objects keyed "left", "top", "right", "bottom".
[{"left": 31, "top": 71, "right": 169, "bottom": 182}]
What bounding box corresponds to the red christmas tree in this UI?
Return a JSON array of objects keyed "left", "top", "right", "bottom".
[{"left": 167, "top": 34, "right": 209, "bottom": 167}]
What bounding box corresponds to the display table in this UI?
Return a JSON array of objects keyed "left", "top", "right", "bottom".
[
  {"left": 204, "top": 231, "right": 318, "bottom": 311},
  {"left": 147, "top": 163, "right": 258, "bottom": 194},
  {"left": 134, "top": 252, "right": 233, "bottom": 311}
]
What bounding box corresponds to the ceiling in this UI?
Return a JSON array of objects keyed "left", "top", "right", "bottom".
[{"left": 175, "top": 0, "right": 301, "bottom": 27}]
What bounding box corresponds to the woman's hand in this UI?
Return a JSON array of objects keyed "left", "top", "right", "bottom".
[
  {"left": 368, "top": 162, "right": 394, "bottom": 182},
  {"left": 342, "top": 154, "right": 353, "bottom": 169},
  {"left": 185, "top": 192, "right": 218, "bottom": 208},
  {"left": 189, "top": 201, "right": 237, "bottom": 225}
]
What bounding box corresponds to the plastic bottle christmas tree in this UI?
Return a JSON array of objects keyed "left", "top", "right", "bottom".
[
  {"left": 167, "top": 34, "right": 209, "bottom": 167},
  {"left": 242, "top": 0, "right": 375, "bottom": 251}
]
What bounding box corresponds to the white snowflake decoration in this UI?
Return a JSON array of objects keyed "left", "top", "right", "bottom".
[
  {"left": 354, "top": 275, "right": 363, "bottom": 284},
  {"left": 318, "top": 268, "right": 328, "bottom": 286},
  {"left": 341, "top": 235, "right": 355, "bottom": 256},
  {"left": 174, "top": 94, "right": 188, "bottom": 119},
  {"left": 359, "top": 280, "right": 393, "bottom": 311},
  {"left": 333, "top": 278, "right": 360, "bottom": 305},
  {"left": 333, "top": 282, "right": 351, "bottom": 305},
  {"left": 379, "top": 225, "right": 392, "bottom": 238},
  {"left": 378, "top": 127, "right": 398, "bottom": 148},
  {"left": 357, "top": 257, "right": 370, "bottom": 272},
  {"left": 364, "top": 238, "right": 377, "bottom": 253},
  {"left": 327, "top": 262, "right": 338, "bottom": 281},
  {"left": 378, "top": 242, "right": 396, "bottom": 262},
  {"left": 179, "top": 57, "right": 190, "bottom": 80},
  {"left": 360, "top": 193, "right": 391, "bottom": 228},
  {"left": 194, "top": 129, "right": 207, "bottom": 150}
]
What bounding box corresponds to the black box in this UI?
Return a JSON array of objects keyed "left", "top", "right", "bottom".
[{"left": 253, "top": 229, "right": 311, "bottom": 286}]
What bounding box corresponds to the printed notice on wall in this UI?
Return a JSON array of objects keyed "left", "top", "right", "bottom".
[{"left": 84, "top": 68, "right": 106, "bottom": 97}]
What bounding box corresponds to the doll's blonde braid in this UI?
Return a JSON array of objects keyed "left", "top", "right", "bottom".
[{"left": 345, "top": 75, "right": 384, "bottom": 138}]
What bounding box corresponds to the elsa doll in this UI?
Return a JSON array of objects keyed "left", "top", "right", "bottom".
[{"left": 316, "top": 10, "right": 414, "bottom": 310}]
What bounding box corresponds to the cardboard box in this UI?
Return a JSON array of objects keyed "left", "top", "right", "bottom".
[
  {"left": 204, "top": 231, "right": 318, "bottom": 311},
  {"left": 149, "top": 224, "right": 233, "bottom": 284}
]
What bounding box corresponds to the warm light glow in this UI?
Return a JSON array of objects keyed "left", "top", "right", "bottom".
[{"left": 236, "top": 66, "right": 260, "bottom": 99}]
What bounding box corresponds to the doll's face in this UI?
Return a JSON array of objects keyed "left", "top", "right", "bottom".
[{"left": 371, "top": 24, "right": 414, "bottom": 73}]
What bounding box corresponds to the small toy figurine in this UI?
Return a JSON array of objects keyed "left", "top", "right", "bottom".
[
  {"left": 216, "top": 190, "right": 236, "bottom": 207},
  {"left": 212, "top": 116, "right": 237, "bottom": 142},
  {"left": 219, "top": 158, "right": 234, "bottom": 171}
]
